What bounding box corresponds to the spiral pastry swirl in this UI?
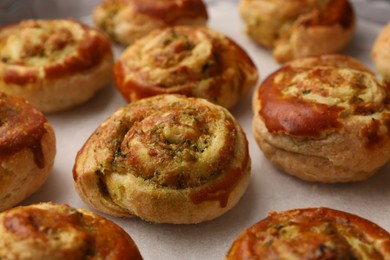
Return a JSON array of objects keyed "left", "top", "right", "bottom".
[
  {"left": 73, "top": 94, "right": 251, "bottom": 224},
  {"left": 226, "top": 207, "right": 390, "bottom": 259},
  {"left": 252, "top": 54, "right": 390, "bottom": 182},
  {"left": 0, "top": 19, "right": 113, "bottom": 113},
  {"left": 0, "top": 203, "right": 143, "bottom": 259},
  {"left": 114, "top": 26, "right": 258, "bottom": 109}
]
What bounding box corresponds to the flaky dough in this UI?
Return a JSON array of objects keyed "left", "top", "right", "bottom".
[
  {"left": 0, "top": 202, "right": 143, "bottom": 259},
  {"left": 0, "top": 93, "right": 56, "bottom": 211},
  {"left": 93, "top": 0, "right": 208, "bottom": 45},
  {"left": 114, "top": 26, "right": 258, "bottom": 109},
  {"left": 0, "top": 19, "right": 114, "bottom": 113},
  {"left": 239, "top": 0, "right": 355, "bottom": 63},
  {"left": 252, "top": 54, "right": 390, "bottom": 183},
  {"left": 226, "top": 207, "right": 390, "bottom": 259},
  {"left": 73, "top": 94, "right": 251, "bottom": 224}
]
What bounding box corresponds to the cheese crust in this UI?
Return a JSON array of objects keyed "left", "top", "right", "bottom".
[
  {"left": 114, "top": 26, "right": 259, "bottom": 109},
  {"left": 252, "top": 55, "right": 390, "bottom": 182},
  {"left": 0, "top": 19, "right": 114, "bottom": 113},
  {"left": 73, "top": 94, "right": 251, "bottom": 224}
]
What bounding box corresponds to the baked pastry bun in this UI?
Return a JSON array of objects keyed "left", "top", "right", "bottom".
[
  {"left": 239, "top": 0, "right": 355, "bottom": 63},
  {"left": 93, "top": 0, "right": 208, "bottom": 46},
  {"left": 73, "top": 94, "right": 251, "bottom": 224},
  {"left": 226, "top": 207, "right": 390, "bottom": 259},
  {"left": 114, "top": 26, "right": 259, "bottom": 109},
  {"left": 0, "top": 92, "right": 56, "bottom": 211},
  {"left": 0, "top": 19, "right": 114, "bottom": 113},
  {"left": 252, "top": 54, "right": 390, "bottom": 183},
  {"left": 372, "top": 22, "right": 390, "bottom": 83},
  {"left": 0, "top": 202, "right": 143, "bottom": 259}
]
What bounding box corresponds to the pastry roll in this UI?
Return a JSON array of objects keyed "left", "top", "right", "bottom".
[
  {"left": 114, "top": 26, "right": 259, "bottom": 109},
  {"left": 73, "top": 94, "right": 251, "bottom": 224},
  {"left": 226, "top": 207, "right": 390, "bottom": 259},
  {"left": 372, "top": 22, "right": 390, "bottom": 84},
  {"left": 252, "top": 54, "right": 390, "bottom": 183},
  {"left": 0, "top": 19, "right": 114, "bottom": 113},
  {"left": 93, "top": 0, "right": 208, "bottom": 45},
  {"left": 0, "top": 202, "right": 143, "bottom": 259},
  {"left": 239, "top": 0, "right": 355, "bottom": 63},
  {"left": 0, "top": 92, "right": 56, "bottom": 211}
]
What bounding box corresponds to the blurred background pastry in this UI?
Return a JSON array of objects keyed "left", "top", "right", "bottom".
[
  {"left": 0, "top": 19, "right": 113, "bottom": 113},
  {"left": 226, "top": 207, "right": 390, "bottom": 259},
  {"left": 252, "top": 54, "right": 390, "bottom": 182},
  {"left": 372, "top": 21, "right": 390, "bottom": 84},
  {"left": 0, "top": 202, "right": 143, "bottom": 259},
  {"left": 0, "top": 92, "right": 55, "bottom": 211},
  {"left": 73, "top": 94, "right": 251, "bottom": 224},
  {"left": 239, "top": 0, "right": 356, "bottom": 63},
  {"left": 114, "top": 26, "right": 258, "bottom": 109},
  {"left": 93, "top": 0, "right": 208, "bottom": 45}
]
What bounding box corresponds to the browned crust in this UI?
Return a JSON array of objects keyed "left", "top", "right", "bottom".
[
  {"left": 226, "top": 207, "right": 390, "bottom": 259},
  {"left": 114, "top": 26, "right": 258, "bottom": 109},
  {"left": 256, "top": 55, "right": 384, "bottom": 138},
  {"left": 0, "top": 92, "right": 48, "bottom": 168},
  {"left": 0, "top": 203, "right": 143, "bottom": 259}
]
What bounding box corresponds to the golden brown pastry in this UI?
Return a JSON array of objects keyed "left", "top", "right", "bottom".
[
  {"left": 93, "top": 0, "right": 208, "bottom": 45},
  {"left": 0, "top": 19, "right": 114, "bottom": 113},
  {"left": 114, "top": 26, "right": 259, "bottom": 109},
  {"left": 0, "top": 202, "right": 143, "bottom": 259},
  {"left": 226, "top": 207, "right": 390, "bottom": 259},
  {"left": 73, "top": 94, "right": 251, "bottom": 224},
  {"left": 252, "top": 54, "right": 390, "bottom": 183},
  {"left": 372, "top": 22, "right": 390, "bottom": 84},
  {"left": 0, "top": 92, "right": 56, "bottom": 211},
  {"left": 239, "top": 0, "right": 355, "bottom": 63}
]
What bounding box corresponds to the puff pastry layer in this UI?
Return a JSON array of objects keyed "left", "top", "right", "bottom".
[
  {"left": 239, "top": 0, "right": 355, "bottom": 63},
  {"left": 114, "top": 26, "right": 258, "bottom": 109},
  {"left": 226, "top": 207, "right": 390, "bottom": 259},
  {"left": 0, "top": 93, "right": 56, "bottom": 211},
  {"left": 0, "top": 202, "right": 143, "bottom": 259},
  {"left": 252, "top": 54, "right": 390, "bottom": 182},
  {"left": 0, "top": 19, "right": 114, "bottom": 113},
  {"left": 73, "top": 94, "right": 251, "bottom": 224},
  {"left": 93, "top": 0, "right": 208, "bottom": 45}
]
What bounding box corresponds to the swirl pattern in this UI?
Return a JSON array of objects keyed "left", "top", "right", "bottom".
[
  {"left": 114, "top": 26, "right": 258, "bottom": 109},
  {"left": 73, "top": 94, "right": 251, "bottom": 224}
]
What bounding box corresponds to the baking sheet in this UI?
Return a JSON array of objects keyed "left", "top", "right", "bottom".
[{"left": 2, "top": 1, "right": 389, "bottom": 259}]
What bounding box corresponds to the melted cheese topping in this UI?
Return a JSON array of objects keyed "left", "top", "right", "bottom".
[{"left": 0, "top": 20, "right": 84, "bottom": 67}]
